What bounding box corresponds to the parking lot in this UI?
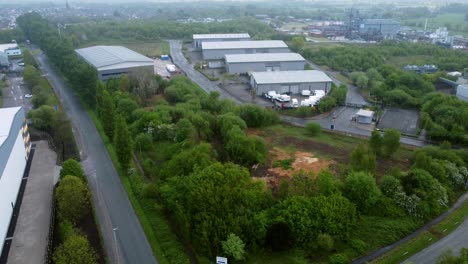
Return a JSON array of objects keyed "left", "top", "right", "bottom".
[{"left": 377, "top": 108, "right": 420, "bottom": 135}]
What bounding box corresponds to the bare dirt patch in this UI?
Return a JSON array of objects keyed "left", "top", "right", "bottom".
[{"left": 252, "top": 147, "right": 333, "bottom": 190}]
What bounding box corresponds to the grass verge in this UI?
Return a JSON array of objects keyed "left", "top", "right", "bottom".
[
  {"left": 372, "top": 201, "right": 468, "bottom": 264},
  {"left": 88, "top": 110, "right": 190, "bottom": 264}
]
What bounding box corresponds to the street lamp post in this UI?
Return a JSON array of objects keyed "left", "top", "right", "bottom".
[{"left": 113, "top": 227, "right": 120, "bottom": 264}]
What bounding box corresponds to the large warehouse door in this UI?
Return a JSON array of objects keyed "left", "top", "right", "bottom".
[
  {"left": 290, "top": 85, "right": 299, "bottom": 94},
  {"left": 280, "top": 86, "right": 290, "bottom": 94},
  {"left": 266, "top": 66, "right": 274, "bottom": 71},
  {"left": 273, "top": 66, "right": 281, "bottom": 71}
]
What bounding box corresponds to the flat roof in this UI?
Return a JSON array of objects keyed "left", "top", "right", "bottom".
[
  {"left": 0, "top": 107, "right": 22, "bottom": 146},
  {"left": 75, "top": 45, "right": 154, "bottom": 71},
  {"left": 251, "top": 70, "right": 332, "bottom": 85},
  {"left": 202, "top": 40, "right": 288, "bottom": 50},
  {"left": 0, "top": 43, "right": 19, "bottom": 53},
  {"left": 193, "top": 33, "right": 250, "bottom": 40},
  {"left": 361, "top": 19, "right": 400, "bottom": 25},
  {"left": 225, "top": 53, "right": 305, "bottom": 63},
  {"left": 356, "top": 109, "right": 374, "bottom": 117}
]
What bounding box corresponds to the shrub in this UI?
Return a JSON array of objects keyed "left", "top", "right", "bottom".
[
  {"left": 222, "top": 233, "right": 246, "bottom": 261},
  {"left": 349, "top": 239, "right": 368, "bottom": 254},
  {"left": 305, "top": 122, "right": 321, "bottom": 136},
  {"left": 317, "top": 233, "right": 334, "bottom": 251},
  {"left": 329, "top": 253, "right": 349, "bottom": 264},
  {"left": 57, "top": 220, "right": 75, "bottom": 242},
  {"left": 142, "top": 183, "right": 158, "bottom": 199},
  {"left": 56, "top": 176, "right": 90, "bottom": 223},
  {"left": 134, "top": 133, "right": 153, "bottom": 152},
  {"left": 53, "top": 234, "right": 98, "bottom": 264},
  {"left": 60, "top": 159, "right": 84, "bottom": 179}
]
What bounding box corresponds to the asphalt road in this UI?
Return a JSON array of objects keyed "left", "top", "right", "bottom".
[
  {"left": 169, "top": 41, "right": 426, "bottom": 147},
  {"left": 32, "top": 49, "right": 157, "bottom": 264}
]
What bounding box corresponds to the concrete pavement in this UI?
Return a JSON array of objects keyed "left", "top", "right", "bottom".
[
  {"left": 32, "top": 48, "right": 157, "bottom": 264},
  {"left": 7, "top": 141, "right": 57, "bottom": 264}
]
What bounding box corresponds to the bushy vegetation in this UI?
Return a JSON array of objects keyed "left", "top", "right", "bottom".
[{"left": 53, "top": 161, "right": 104, "bottom": 264}]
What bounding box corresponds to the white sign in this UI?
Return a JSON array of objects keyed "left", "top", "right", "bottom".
[{"left": 216, "top": 256, "right": 228, "bottom": 264}]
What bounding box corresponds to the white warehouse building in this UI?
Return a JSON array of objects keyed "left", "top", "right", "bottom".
[
  {"left": 193, "top": 33, "right": 250, "bottom": 50},
  {"left": 250, "top": 70, "right": 333, "bottom": 96},
  {"left": 225, "top": 53, "right": 306, "bottom": 74},
  {"left": 0, "top": 107, "right": 31, "bottom": 254},
  {"left": 75, "top": 45, "right": 154, "bottom": 81},
  {"left": 202, "top": 40, "right": 290, "bottom": 60},
  {"left": 0, "top": 43, "right": 21, "bottom": 56}
]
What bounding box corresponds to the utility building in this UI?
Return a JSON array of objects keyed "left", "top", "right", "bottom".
[
  {"left": 75, "top": 45, "right": 154, "bottom": 81},
  {"left": 359, "top": 19, "right": 400, "bottom": 39},
  {"left": 250, "top": 70, "right": 333, "bottom": 96},
  {"left": 355, "top": 109, "right": 374, "bottom": 124},
  {"left": 193, "top": 33, "right": 250, "bottom": 50},
  {"left": 202, "top": 40, "right": 289, "bottom": 60},
  {"left": 0, "top": 107, "right": 31, "bottom": 255},
  {"left": 225, "top": 53, "right": 305, "bottom": 74},
  {"left": 0, "top": 44, "right": 21, "bottom": 56}
]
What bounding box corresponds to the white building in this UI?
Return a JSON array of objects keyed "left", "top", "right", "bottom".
[
  {"left": 0, "top": 107, "right": 31, "bottom": 254},
  {"left": 225, "top": 53, "right": 305, "bottom": 74},
  {"left": 202, "top": 40, "right": 289, "bottom": 60},
  {"left": 356, "top": 109, "right": 374, "bottom": 124},
  {"left": 75, "top": 46, "right": 154, "bottom": 81},
  {"left": 0, "top": 43, "right": 21, "bottom": 56},
  {"left": 250, "top": 70, "right": 333, "bottom": 96},
  {"left": 193, "top": 33, "right": 250, "bottom": 50},
  {"left": 457, "top": 85, "right": 468, "bottom": 102}
]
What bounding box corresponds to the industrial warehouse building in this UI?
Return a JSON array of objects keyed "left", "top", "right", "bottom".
[
  {"left": 0, "top": 107, "right": 31, "bottom": 255},
  {"left": 75, "top": 45, "right": 154, "bottom": 81},
  {"left": 225, "top": 53, "right": 305, "bottom": 74},
  {"left": 0, "top": 51, "right": 9, "bottom": 70},
  {"left": 193, "top": 33, "right": 250, "bottom": 50},
  {"left": 250, "top": 70, "right": 333, "bottom": 96},
  {"left": 202, "top": 40, "right": 289, "bottom": 60},
  {"left": 0, "top": 43, "right": 21, "bottom": 56},
  {"left": 359, "top": 19, "right": 400, "bottom": 39}
]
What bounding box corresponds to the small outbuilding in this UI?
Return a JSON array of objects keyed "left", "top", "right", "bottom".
[
  {"left": 356, "top": 109, "right": 374, "bottom": 124},
  {"left": 225, "top": 53, "right": 305, "bottom": 74},
  {"left": 75, "top": 45, "right": 154, "bottom": 81},
  {"left": 250, "top": 70, "right": 333, "bottom": 96},
  {"left": 202, "top": 40, "right": 289, "bottom": 60},
  {"left": 193, "top": 33, "right": 250, "bottom": 50},
  {"left": 0, "top": 43, "right": 21, "bottom": 56}
]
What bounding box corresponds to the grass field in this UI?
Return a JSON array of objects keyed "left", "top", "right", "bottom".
[
  {"left": 281, "top": 22, "right": 308, "bottom": 31},
  {"left": 373, "top": 201, "right": 468, "bottom": 264},
  {"left": 80, "top": 40, "right": 170, "bottom": 58},
  {"left": 402, "top": 13, "right": 468, "bottom": 37}
]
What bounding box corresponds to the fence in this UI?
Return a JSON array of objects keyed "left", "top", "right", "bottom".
[{"left": 44, "top": 184, "right": 57, "bottom": 264}]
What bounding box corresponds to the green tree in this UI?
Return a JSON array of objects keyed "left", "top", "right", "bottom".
[
  {"left": 53, "top": 234, "right": 98, "bottom": 264},
  {"left": 305, "top": 122, "right": 321, "bottom": 136},
  {"left": 100, "top": 90, "right": 116, "bottom": 139},
  {"left": 23, "top": 49, "right": 38, "bottom": 67},
  {"left": 222, "top": 233, "right": 246, "bottom": 261},
  {"left": 55, "top": 176, "right": 90, "bottom": 223},
  {"left": 383, "top": 129, "right": 400, "bottom": 157},
  {"left": 369, "top": 130, "right": 383, "bottom": 156},
  {"left": 291, "top": 36, "right": 305, "bottom": 52},
  {"left": 350, "top": 145, "right": 376, "bottom": 172},
  {"left": 344, "top": 171, "right": 381, "bottom": 213},
  {"left": 317, "top": 169, "right": 340, "bottom": 196},
  {"left": 23, "top": 65, "right": 41, "bottom": 87},
  {"left": 29, "top": 105, "right": 55, "bottom": 133},
  {"left": 60, "top": 159, "right": 84, "bottom": 178},
  {"left": 114, "top": 116, "right": 133, "bottom": 170}
]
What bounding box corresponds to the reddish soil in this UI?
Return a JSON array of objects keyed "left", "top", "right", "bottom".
[{"left": 252, "top": 147, "right": 334, "bottom": 191}]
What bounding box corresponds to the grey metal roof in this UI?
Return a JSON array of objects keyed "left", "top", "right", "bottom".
[
  {"left": 361, "top": 19, "right": 400, "bottom": 25},
  {"left": 0, "top": 43, "right": 19, "bottom": 53},
  {"left": 251, "top": 70, "right": 332, "bottom": 85},
  {"left": 202, "top": 40, "right": 288, "bottom": 50},
  {"left": 193, "top": 33, "right": 250, "bottom": 40},
  {"left": 75, "top": 46, "right": 154, "bottom": 70},
  {"left": 225, "top": 53, "right": 304, "bottom": 64}
]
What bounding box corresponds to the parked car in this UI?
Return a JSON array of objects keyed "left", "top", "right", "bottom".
[
  {"left": 301, "top": 90, "right": 311, "bottom": 97},
  {"left": 264, "top": 91, "right": 281, "bottom": 100},
  {"left": 276, "top": 94, "right": 291, "bottom": 102},
  {"left": 24, "top": 94, "right": 33, "bottom": 98}
]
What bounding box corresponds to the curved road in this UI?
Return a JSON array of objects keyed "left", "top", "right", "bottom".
[{"left": 33, "top": 49, "right": 157, "bottom": 264}]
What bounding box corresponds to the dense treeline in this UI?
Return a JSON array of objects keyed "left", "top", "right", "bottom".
[
  {"left": 0, "top": 28, "right": 25, "bottom": 43},
  {"left": 304, "top": 41, "right": 468, "bottom": 72},
  {"left": 64, "top": 17, "right": 276, "bottom": 45},
  {"left": 17, "top": 13, "right": 98, "bottom": 106},
  {"left": 420, "top": 93, "right": 468, "bottom": 145}
]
